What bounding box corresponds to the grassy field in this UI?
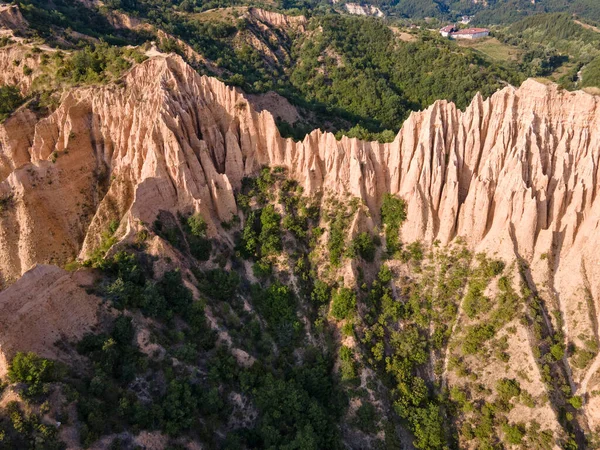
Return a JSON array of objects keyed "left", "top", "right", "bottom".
[
  {"left": 455, "top": 37, "right": 521, "bottom": 62},
  {"left": 191, "top": 7, "right": 247, "bottom": 22}
]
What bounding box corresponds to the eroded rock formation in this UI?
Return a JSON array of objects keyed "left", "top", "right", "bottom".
[
  {"left": 2, "top": 51, "right": 600, "bottom": 433},
  {"left": 0, "top": 55, "right": 598, "bottom": 282},
  {"left": 0, "top": 4, "right": 27, "bottom": 35}
]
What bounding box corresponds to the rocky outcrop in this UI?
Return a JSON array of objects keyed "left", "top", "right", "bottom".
[
  {"left": 245, "top": 7, "right": 307, "bottom": 31},
  {"left": 244, "top": 90, "right": 302, "bottom": 125},
  {"left": 0, "top": 43, "right": 45, "bottom": 94},
  {"left": 0, "top": 4, "right": 27, "bottom": 35},
  {"left": 344, "top": 3, "right": 385, "bottom": 17}
]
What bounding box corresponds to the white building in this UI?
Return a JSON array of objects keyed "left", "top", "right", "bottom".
[{"left": 449, "top": 27, "right": 490, "bottom": 39}]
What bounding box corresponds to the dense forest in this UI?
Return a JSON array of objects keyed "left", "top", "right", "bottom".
[
  {"left": 7, "top": 0, "right": 600, "bottom": 139},
  {"left": 331, "top": 0, "right": 600, "bottom": 23},
  {"left": 289, "top": 16, "right": 521, "bottom": 135}
]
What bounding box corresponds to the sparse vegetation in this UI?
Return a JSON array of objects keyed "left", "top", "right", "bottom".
[{"left": 0, "top": 193, "right": 14, "bottom": 214}]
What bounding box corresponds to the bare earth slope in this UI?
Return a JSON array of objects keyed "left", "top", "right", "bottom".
[
  {"left": 0, "top": 264, "right": 102, "bottom": 377},
  {"left": 2, "top": 53, "right": 600, "bottom": 430}
]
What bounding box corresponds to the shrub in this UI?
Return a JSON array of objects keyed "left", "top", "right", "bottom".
[
  {"left": 158, "top": 270, "right": 193, "bottom": 315},
  {"left": 381, "top": 194, "right": 407, "bottom": 254},
  {"left": 348, "top": 232, "right": 376, "bottom": 262},
  {"left": 9, "top": 352, "right": 59, "bottom": 397},
  {"left": 339, "top": 346, "right": 357, "bottom": 381},
  {"left": 502, "top": 423, "right": 525, "bottom": 445},
  {"left": 183, "top": 213, "right": 212, "bottom": 260},
  {"left": 496, "top": 378, "right": 521, "bottom": 402},
  {"left": 572, "top": 346, "right": 595, "bottom": 369},
  {"left": 331, "top": 287, "right": 356, "bottom": 320},
  {"left": 354, "top": 402, "right": 378, "bottom": 432},
  {"left": 402, "top": 241, "right": 424, "bottom": 264},
  {"left": 550, "top": 343, "right": 565, "bottom": 361},
  {"left": 311, "top": 280, "right": 331, "bottom": 305},
  {"left": 462, "top": 324, "right": 495, "bottom": 355},
  {"left": 485, "top": 259, "right": 505, "bottom": 277},
  {"left": 196, "top": 268, "right": 240, "bottom": 301},
  {"left": 187, "top": 213, "right": 207, "bottom": 237},
  {"left": 252, "top": 259, "right": 271, "bottom": 278},
  {"left": 259, "top": 205, "right": 282, "bottom": 255},
  {"left": 0, "top": 85, "right": 24, "bottom": 122},
  {"left": 568, "top": 396, "right": 583, "bottom": 409},
  {"left": 77, "top": 316, "right": 139, "bottom": 383},
  {"left": 328, "top": 216, "right": 346, "bottom": 266},
  {"left": 240, "top": 210, "right": 260, "bottom": 257},
  {"left": 252, "top": 282, "right": 300, "bottom": 346}
]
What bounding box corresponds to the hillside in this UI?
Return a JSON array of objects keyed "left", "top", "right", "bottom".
[
  {"left": 495, "top": 13, "right": 600, "bottom": 87},
  {"left": 0, "top": 51, "right": 600, "bottom": 448},
  {"left": 4, "top": 0, "right": 532, "bottom": 141},
  {"left": 2, "top": 2, "right": 600, "bottom": 450}
]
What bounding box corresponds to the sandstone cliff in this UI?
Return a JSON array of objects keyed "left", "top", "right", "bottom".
[
  {"left": 0, "top": 54, "right": 598, "bottom": 286},
  {"left": 0, "top": 4, "right": 27, "bottom": 35}
]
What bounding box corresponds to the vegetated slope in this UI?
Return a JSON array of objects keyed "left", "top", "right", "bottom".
[
  {"left": 1, "top": 52, "right": 600, "bottom": 447},
  {"left": 22, "top": 0, "right": 521, "bottom": 140},
  {"left": 494, "top": 13, "right": 600, "bottom": 88},
  {"left": 472, "top": 0, "right": 600, "bottom": 24},
  {"left": 359, "top": 0, "right": 600, "bottom": 23},
  {"left": 288, "top": 15, "right": 520, "bottom": 138}
]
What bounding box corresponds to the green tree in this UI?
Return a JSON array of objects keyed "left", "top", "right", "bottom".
[
  {"left": 259, "top": 205, "right": 282, "bottom": 255},
  {"left": 348, "top": 232, "right": 376, "bottom": 262},
  {"left": 381, "top": 194, "right": 407, "bottom": 254},
  {"left": 0, "top": 86, "right": 24, "bottom": 122},
  {"left": 496, "top": 378, "right": 521, "bottom": 402},
  {"left": 331, "top": 287, "right": 356, "bottom": 320},
  {"left": 502, "top": 423, "right": 525, "bottom": 445},
  {"left": 8, "top": 352, "right": 58, "bottom": 397}
]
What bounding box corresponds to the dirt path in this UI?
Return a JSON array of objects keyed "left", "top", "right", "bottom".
[{"left": 575, "top": 19, "right": 600, "bottom": 34}]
